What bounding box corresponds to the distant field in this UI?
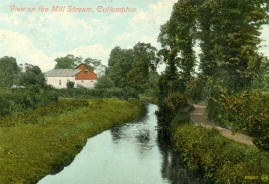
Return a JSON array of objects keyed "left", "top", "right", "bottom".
[{"left": 0, "top": 98, "right": 143, "bottom": 184}]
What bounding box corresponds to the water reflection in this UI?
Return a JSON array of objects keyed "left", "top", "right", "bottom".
[
  {"left": 157, "top": 133, "right": 206, "bottom": 184},
  {"left": 38, "top": 104, "right": 207, "bottom": 184}
]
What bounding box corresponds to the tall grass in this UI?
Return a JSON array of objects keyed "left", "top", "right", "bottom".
[{"left": 0, "top": 98, "right": 143, "bottom": 184}]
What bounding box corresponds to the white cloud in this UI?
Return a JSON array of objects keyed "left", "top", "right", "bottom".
[
  {"left": 54, "top": 44, "right": 110, "bottom": 66},
  {"left": 0, "top": 30, "right": 54, "bottom": 72},
  {"left": 132, "top": 0, "right": 177, "bottom": 29},
  {"left": 68, "top": 44, "right": 110, "bottom": 65},
  {"left": 115, "top": 32, "right": 135, "bottom": 43},
  {"left": 112, "top": 0, "right": 177, "bottom": 49}
]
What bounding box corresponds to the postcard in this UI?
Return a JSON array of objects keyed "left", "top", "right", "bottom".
[{"left": 0, "top": 0, "right": 269, "bottom": 184}]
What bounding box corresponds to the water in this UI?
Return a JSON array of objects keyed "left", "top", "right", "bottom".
[{"left": 38, "top": 104, "right": 206, "bottom": 184}]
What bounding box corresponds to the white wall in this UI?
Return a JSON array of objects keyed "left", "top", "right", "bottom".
[
  {"left": 45, "top": 77, "right": 75, "bottom": 89},
  {"left": 75, "top": 80, "right": 97, "bottom": 88},
  {"left": 46, "top": 77, "right": 97, "bottom": 89}
]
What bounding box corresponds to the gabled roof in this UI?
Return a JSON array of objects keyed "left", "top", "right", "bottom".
[{"left": 44, "top": 69, "right": 81, "bottom": 77}]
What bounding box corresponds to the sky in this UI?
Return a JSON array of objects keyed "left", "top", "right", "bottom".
[{"left": 0, "top": 0, "right": 268, "bottom": 72}]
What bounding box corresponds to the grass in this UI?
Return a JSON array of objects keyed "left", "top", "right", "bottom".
[
  {"left": 139, "top": 95, "right": 159, "bottom": 105},
  {"left": 0, "top": 98, "right": 143, "bottom": 184}
]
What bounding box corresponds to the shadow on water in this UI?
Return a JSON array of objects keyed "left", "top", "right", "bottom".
[
  {"left": 38, "top": 104, "right": 208, "bottom": 184},
  {"left": 157, "top": 133, "right": 207, "bottom": 184}
]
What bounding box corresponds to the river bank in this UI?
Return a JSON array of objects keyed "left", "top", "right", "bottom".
[
  {"left": 38, "top": 104, "right": 206, "bottom": 184},
  {"left": 0, "top": 98, "right": 143, "bottom": 184},
  {"left": 171, "top": 106, "right": 269, "bottom": 184},
  {"left": 156, "top": 93, "right": 269, "bottom": 184}
]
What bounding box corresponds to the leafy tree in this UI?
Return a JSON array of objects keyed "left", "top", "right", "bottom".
[
  {"left": 83, "top": 57, "right": 107, "bottom": 76},
  {"left": 54, "top": 54, "right": 105, "bottom": 75},
  {"left": 157, "top": 0, "right": 269, "bottom": 100},
  {"left": 106, "top": 43, "right": 160, "bottom": 93},
  {"left": 158, "top": 0, "right": 197, "bottom": 95},
  {"left": 0, "top": 56, "right": 20, "bottom": 88},
  {"left": 18, "top": 66, "right": 47, "bottom": 87},
  {"left": 199, "top": 0, "right": 269, "bottom": 91},
  {"left": 95, "top": 75, "right": 115, "bottom": 89},
  {"left": 126, "top": 42, "right": 159, "bottom": 92},
  {"left": 54, "top": 54, "right": 81, "bottom": 69},
  {"left": 107, "top": 47, "right": 135, "bottom": 87}
]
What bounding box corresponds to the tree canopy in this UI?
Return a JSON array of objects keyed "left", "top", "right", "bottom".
[
  {"left": 54, "top": 54, "right": 106, "bottom": 76},
  {"left": 158, "top": 0, "right": 269, "bottom": 99},
  {"left": 0, "top": 56, "right": 20, "bottom": 88},
  {"left": 105, "top": 42, "right": 160, "bottom": 93}
]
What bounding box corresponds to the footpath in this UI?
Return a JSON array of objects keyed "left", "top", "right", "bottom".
[{"left": 190, "top": 105, "right": 254, "bottom": 146}]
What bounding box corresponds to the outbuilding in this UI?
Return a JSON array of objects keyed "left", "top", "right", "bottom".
[{"left": 44, "top": 64, "right": 97, "bottom": 89}]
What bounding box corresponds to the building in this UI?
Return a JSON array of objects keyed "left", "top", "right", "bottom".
[{"left": 44, "top": 64, "right": 97, "bottom": 89}]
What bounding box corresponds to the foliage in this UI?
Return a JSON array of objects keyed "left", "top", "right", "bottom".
[
  {"left": 94, "top": 75, "right": 115, "bottom": 89},
  {"left": 17, "top": 65, "right": 47, "bottom": 88},
  {"left": 0, "top": 88, "right": 58, "bottom": 117},
  {"left": 158, "top": 70, "right": 185, "bottom": 100},
  {"left": 198, "top": 0, "right": 269, "bottom": 91},
  {"left": 54, "top": 54, "right": 106, "bottom": 76},
  {"left": 106, "top": 42, "right": 160, "bottom": 94},
  {"left": 185, "top": 76, "right": 205, "bottom": 103},
  {"left": 54, "top": 54, "right": 81, "bottom": 69},
  {"left": 0, "top": 99, "right": 88, "bottom": 127},
  {"left": 0, "top": 56, "right": 20, "bottom": 88},
  {"left": 173, "top": 123, "right": 269, "bottom": 184},
  {"left": 208, "top": 85, "right": 269, "bottom": 151},
  {"left": 0, "top": 98, "right": 143, "bottom": 184},
  {"left": 66, "top": 81, "right": 75, "bottom": 89},
  {"left": 55, "top": 87, "right": 139, "bottom": 100},
  {"left": 156, "top": 93, "right": 189, "bottom": 130},
  {"left": 158, "top": 0, "right": 197, "bottom": 95},
  {"left": 157, "top": 0, "right": 269, "bottom": 101}
]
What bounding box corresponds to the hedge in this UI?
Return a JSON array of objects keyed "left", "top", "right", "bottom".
[{"left": 173, "top": 123, "right": 269, "bottom": 184}]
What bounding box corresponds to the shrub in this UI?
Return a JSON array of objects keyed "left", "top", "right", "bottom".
[
  {"left": 208, "top": 86, "right": 269, "bottom": 152},
  {"left": 0, "top": 88, "right": 58, "bottom": 117},
  {"left": 56, "top": 87, "right": 138, "bottom": 100},
  {"left": 66, "top": 81, "right": 75, "bottom": 89},
  {"left": 156, "top": 93, "right": 189, "bottom": 129},
  {"left": 0, "top": 99, "right": 89, "bottom": 127},
  {"left": 173, "top": 123, "right": 269, "bottom": 184}
]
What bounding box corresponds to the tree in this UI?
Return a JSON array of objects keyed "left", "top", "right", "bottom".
[
  {"left": 157, "top": 0, "right": 269, "bottom": 99},
  {"left": 158, "top": 0, "right": 197, "bottom": 95},
  {"left": 95, "top": 75, "right": 115, "bottom": 89},
  {"left": 126, "top": 42, "right": 159, "bottom": 92},
  {"left": 0, "top": 56, "right": 20, "bottom": 88},
  {"left": 54, "top": 54, "right": 105, "bottom": 75},
  {"left": 54, "top": 54, "right": 82, "bottom": 69},
  {"left": 83, "top": 57, "right": 106, "bottom": 76},
  {"left": 106, "top": 43, "right": 160, "bottom": 93},
  {"left": 197, "top": 0, "right": 269, "bottom": 91},
  {"left": 18, "top": 66, "right": 47, "bottom": 87},
  {"left": 107, "top": 47, "right": 134, "bottom": 87}
]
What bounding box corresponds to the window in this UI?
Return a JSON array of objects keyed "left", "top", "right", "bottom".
[
  {"left": 84, "top": 70, "right": 88, "bottom": 74},
  {"left": 59, "top": 80, "right": 61, "bottom": 85},
  {"left": 81, "top": 80, "right": 84, "bottom": 83}
]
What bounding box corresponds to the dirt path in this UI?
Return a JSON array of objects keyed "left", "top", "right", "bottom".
[{"left": 190, "top": 105, "right": 254, "bottom": 146}]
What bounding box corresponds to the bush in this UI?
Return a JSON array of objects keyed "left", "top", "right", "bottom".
[
  {"left": 66, "top": 81, "right": 75, "bottom": 89},
  {"left": 156, "top": 93, "right": 189, "bottom": 129},
  {"left": 0, "top": 99, "right": 89, "bottom": 126},
  {"left": 0, "top": 88, "right": 58, "bottom": 117},
  {"left": 56, "top": 87, "right": 139, "bottom": 100},
  {"left": 173, "top": 123, "right": 269, "bottom": 184},
  {"left": 208, "top": 86, "right": 269, "bottom": 152}
]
